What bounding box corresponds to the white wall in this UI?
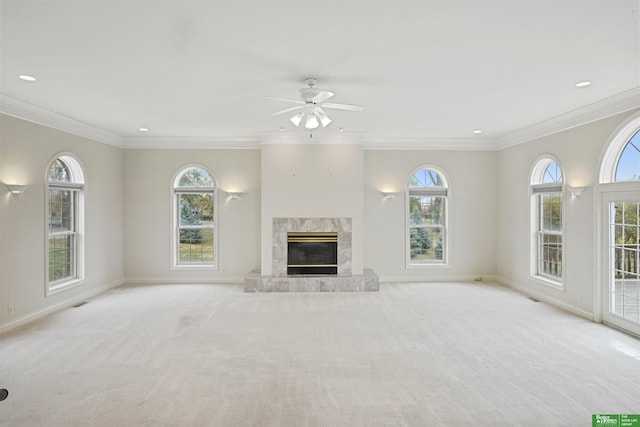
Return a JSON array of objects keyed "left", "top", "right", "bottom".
[
  {"left": 0, "top": 114, "right": 124, "bottom": 330},
  {"left": 260, "top": 143, "right": 364, "bottom": 275},
  {"left": 496, "top": 109, "right": 640, "bottom": 318},
  {"left": 123, "top": 148, "right": 261, "bottom": 282},
  {"left": 363, "top": 149, "right": 498, "bottom": 281},
  {"left": 5, "top": 107, "right": 638, "bottom": 332}
]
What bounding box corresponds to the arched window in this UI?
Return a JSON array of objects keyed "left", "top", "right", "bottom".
[
  {"left": 407, "top": 167, "right": 448, "bottom": 265},
  {"left": 600, "top": 114, "right": 640, "bottom": 332},
  {"left": 172, "top": 166, "right": 216, "bottom": 267},
  {"left": 531, "top": 158, "right": 563, "bottom": 283},
  {"left": 47, "top": 154, "right": 85, "bottom": 294}
]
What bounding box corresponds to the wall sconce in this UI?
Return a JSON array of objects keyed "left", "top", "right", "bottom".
[
  {"left": 381, "top": 191, "right": 398, "bottom": 200},
  {"left": 567, "top": 186, "right": 586, "bottom": 197},
  {"left": 226, "top": 191, "right": 242, "bottom": 200},
  {"left": 5, "top": 184, "right": 26, "bottom": 195}
]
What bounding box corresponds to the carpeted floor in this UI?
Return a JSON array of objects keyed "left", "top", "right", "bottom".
[{"left": 1, "top": 281, "right": 639, "bottom": 426}]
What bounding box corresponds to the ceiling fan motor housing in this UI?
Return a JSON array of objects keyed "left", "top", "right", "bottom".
[{"left": 299, "top": 87, "right": 324, "bottom": 102}]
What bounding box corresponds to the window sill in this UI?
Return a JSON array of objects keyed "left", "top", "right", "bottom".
[
  {"left": 172, "top": 264, "right": 218, "bottom": 271},
  {"left": 530, "top": 275, "right": 564, "bottom": 291},
  {"left": 47, "top": 278, "right": 86, "bottom": 296},
  {"left": 407, "top": 262, "right": 450, "bottom": 269}
]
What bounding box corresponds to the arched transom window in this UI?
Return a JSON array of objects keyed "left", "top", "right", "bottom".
[
  {"left": 615, "top": 129, "right": 640, "bottom": 182},
  {"left": 173, "top": 166, "right": 216, "bottom": 267},
  {"left": 407, "top": 167, "right": 448, "bottom": 265}
]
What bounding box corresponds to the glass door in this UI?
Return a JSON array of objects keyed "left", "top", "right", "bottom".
[{"left": 602, "top": 192, "right": 640, "bottom": 335}]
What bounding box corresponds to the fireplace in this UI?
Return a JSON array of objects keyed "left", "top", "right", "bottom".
[
  {"left": 287, "top": 232, "right": 338, "bottom": 275},
  {"left": 270, "top": 217, "right": 351, "bottom": 276},
  {"left": 244, "top": 217, "right": 379, "bottom": 292}
]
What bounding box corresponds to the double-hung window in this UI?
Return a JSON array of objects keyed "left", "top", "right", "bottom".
[
  {"left": 47, "top": 155, "right": 85, "bottom": 294},
  {"left": 531, "top": 159, "right": 563, "bottom": 283},
  {"left": 408, "top": 167, "right": 448, "bottom": 265},
  {"left": 173, "top": 167, "right": 216, "bottom": 267}
]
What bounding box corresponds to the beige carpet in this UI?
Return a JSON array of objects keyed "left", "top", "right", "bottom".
[{"left": 1, "top": 281, "right": 639, "bottom": 426}]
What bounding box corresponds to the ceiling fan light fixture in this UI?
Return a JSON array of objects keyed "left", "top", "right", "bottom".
[
  {"left": 305, "top": 114, "right": 320, "bottom": 130},
  {"left": 272, "top": 78, "right": 362, "bottom": 130},
  {"left": 314, "top": 108, "right": 332, "bottom": 127},
  {"left": 290, "top": 112, "right": 304, "bottom": 127},
  {"left": 320, "top": 116, "right": 332, "bottom": 127}
]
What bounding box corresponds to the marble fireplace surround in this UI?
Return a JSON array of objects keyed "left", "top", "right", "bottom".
[
  {"left": 244, "top": 217, "right": 379, "bottom": 292},
  {"left": 272, "top": 217, "right": 351, "bottom": 275}
]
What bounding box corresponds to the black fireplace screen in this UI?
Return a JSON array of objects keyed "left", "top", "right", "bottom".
[{"left": 287, "top": 232, "right": 338, "bottom": 275}]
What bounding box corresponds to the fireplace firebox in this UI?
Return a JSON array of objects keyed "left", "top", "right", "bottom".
[{"left": 287, "top": 232, "right": 338, "bottom": 275}]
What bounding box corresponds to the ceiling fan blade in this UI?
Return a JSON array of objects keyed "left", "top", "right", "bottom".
[
  {"left": 264, "top": 96, "right": 304, "bottom": 105},
  {"left": 310, "top": 90, "right": 335, "bottom": 103},
  {"left": 322, "top": 102, "right": 364, "bottom": 111},
  {"left": 272, "top": 105, "right": 304, "bottom": 116}
]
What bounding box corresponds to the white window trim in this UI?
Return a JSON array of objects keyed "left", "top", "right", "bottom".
[
  {"left": 45, "top": 154, "right": 86, "bottom": 296},
  {"left": 535, "top": 194, "right": 564, "bottom": 283},
  {"left": 405, "top": 165, "right": 450, "bottom": 269},
  {"left": 171, "top": 165, "right": 218, "bottom": 270},
  {"left": 529, "top": 156, "right": 565, "bottom": 290},
  {"left": 599, "top": 111, "right": 640, "bottom": 184},
  {"left": 595, "top": 110, "right": 640, "bottom": 327}
]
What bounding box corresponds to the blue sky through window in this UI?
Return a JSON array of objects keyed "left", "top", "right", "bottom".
[
  {"left": 542, "top": 161, "right": 562, "bottom": 184},
  {"left": 615, "top": 130, "right": 640, "bottom": 182},
  {"left": 409, "top": 168, "right": 444, "bottom": 188}
]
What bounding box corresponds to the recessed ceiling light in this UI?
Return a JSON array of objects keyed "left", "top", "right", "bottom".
[
  {"left": 18, "top": 74, "right": 36, "bottom": 82},
  {"left": 279, "top": 127, "right": 284, "bottom": 132},
  {"left": 139, "top": 127, "right": 149, "bottom": 132},
  {"left": 473, "top": 129, "right": 483, "bottom": 134},
  {"left": 575, "top": 81, "right": 592, "bottom": 88},
  {"left": 338, "top": 127, "right": 345, "bottom": 132}
]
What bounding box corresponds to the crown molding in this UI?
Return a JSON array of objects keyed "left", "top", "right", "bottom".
[
  {"left": 3, "top": 87, "right": 638, "bottom": 152},
  {"left": 363, "top": 137, "right": 498, "bottom": 151},
  {"left": 259, "top": 130, "right": 366, "bottom": 145},
  {"left": 259, "top": 132, "right": 499, "bottom": 150},
  {"left": 496, "top": 87, "right": 640, "bottom": 150},
  {"left": 0, "top": 93, "right": 124, "bottom": 148},
  {"left": 128, "top": 134, "right": 498, "bottom": 150},
  {"left": 123, "top": 136, "right": 260, "bottom": 149}
]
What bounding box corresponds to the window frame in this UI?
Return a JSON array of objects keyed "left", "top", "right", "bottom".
[
  {"left": 597, "top": 111, "right": 640, "bottom": 332},
  {"left": 600, "top": 113, "right": 640, "bottom": 185},
  {"left": 406, "top": 166, "right": 449, "bottom": 268},
  {"left": 45, "top": 154, "right": 85, "bottom": 296},
  {"left": 171, "top": 166, "right": 217, "bottom": 270},
  {"left": 530, "top": 157, "right": 565, "bottom": 288}
]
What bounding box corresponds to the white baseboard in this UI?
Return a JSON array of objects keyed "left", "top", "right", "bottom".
[
  {"left": 0, "top": 278, "right": 125, "bottom": 335},
  {"left": 379, "top": 274, "right": 499, "bottom": 283},
  {"left": 124, "top": 276, "right": 245, "bottom": 285},
  {"left": 495, "top": 275, "right": 594, "bottom": 320}
]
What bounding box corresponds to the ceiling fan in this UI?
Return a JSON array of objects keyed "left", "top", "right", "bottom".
[{"left": 267, "top": 78, "right": 363, "bottom": 130}]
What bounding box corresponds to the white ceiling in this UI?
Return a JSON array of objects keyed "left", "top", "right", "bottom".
[{"left": 1, "top": 0, "right": 639, "bottom": 148}]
